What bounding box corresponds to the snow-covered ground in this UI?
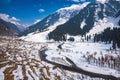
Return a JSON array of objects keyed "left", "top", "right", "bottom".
[
  {"left": 87, "top": 16, "right": 120, "bottom": 36},
  {"left": 19, "top": 27, "right": 120, "bottom": 79},
  {"left": 20, "top": 18, "right": 67, "bottom": 42},
  {"left": 96, "top": 0, "right": 107, "bottom": 4},
  {"left": 20, "top": 2, "right": 91, "bottom": 43},
  {"left": 45, "top": 42, "right": 120, "bottom": 78},
  {"left": 0, "top": 36, "right": 107, "bottom": 80}
]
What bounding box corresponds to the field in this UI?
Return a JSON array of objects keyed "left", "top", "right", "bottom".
[
  {"left": 45, "top": 41, "right": 120, "bottom": 78},
  {"left": 0, "top": 36, "right": 109, "bottom": 80}
]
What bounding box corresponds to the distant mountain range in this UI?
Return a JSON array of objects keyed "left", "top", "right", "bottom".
[
  {"left": 1, "top": 0, "right": 120, "bottom": 41},
  {"left": 19, "top": 2, "right": 90, "bottom": 36},
  {"left": 0, "top": 19, "right": 21, "bottom": 36},
  {"left": 20, "top": 0, "right": 120, "bottom": 41},
  {"left": 48, "top": 0, "right": 120, "bottom": 41}
]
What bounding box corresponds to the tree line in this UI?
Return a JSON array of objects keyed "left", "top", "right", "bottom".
[{"left": 94, "top": 27, "right": 120, "bottom": 49}]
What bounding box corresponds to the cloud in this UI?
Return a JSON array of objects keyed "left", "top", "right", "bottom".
[
  {"left": 72, "top": 0, "right": 80, "bottom": 2},
  {"left": 0, "top": 13, "right": 24, "bottom": 29},
  {"left": 10, "top": 17, "right": 20, "bottom": 21},
  {"left": 71, "top": 0, "right": 86, "bottom": 2},
  {"left": 0, "top": 13, "right": 20, "bottom": 22},
  {"left": 0, "top": 14, "right": 10, "bottom": 21},
  {"left": 34, "top": 19, "right": 41, "bottom": 24},
  {"left": 38, "top": 9, "right": 45, "bottom": 13}
]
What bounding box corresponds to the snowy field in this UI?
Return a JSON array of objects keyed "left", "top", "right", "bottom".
[
  {"left": 45, "top": 42, "right": 120, "bottom": 78},
  {"left": 0, "top": 36, "right": 108, "bottom": 80},
  {"left": 20, "top": 32, "right": 120, "bottom": 79}
]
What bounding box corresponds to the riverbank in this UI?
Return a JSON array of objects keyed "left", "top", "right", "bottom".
[{"left": 39, "top": 42, "right": 120, "bottom": 80}]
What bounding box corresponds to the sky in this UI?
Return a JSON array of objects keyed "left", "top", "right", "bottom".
[{"left": 0, "top": 0, "right": 95, "bottom": 26}]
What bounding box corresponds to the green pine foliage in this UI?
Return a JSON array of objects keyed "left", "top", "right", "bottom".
[{"left": 94, "top": 28, "right": 120, "bottom": 49}]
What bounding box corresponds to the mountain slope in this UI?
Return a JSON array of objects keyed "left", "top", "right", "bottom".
[
  {"left": 48, "top": 0, "right": 120, "bottom": 41},
  {"left": 20, "top": 2, "right": 90, "bottom": 36},
  {"left": 21, "top": 0, "right": 120, "bottom": 42},
  {"left": 0, "top": 19, "right": 20, "bottom": 36}
]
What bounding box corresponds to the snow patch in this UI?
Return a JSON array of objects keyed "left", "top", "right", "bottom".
[
  {"left": 87, "top": 17, "right": 120, "bottom": 35},
  {"left": 45, "top": 42, "right": 120, "bottom": 78},
  {"left": 21, "top": 18, "right": 67, "bottom": 42},
  {"left": 56, "top": 2, "right": 90, "bottom": 21},
  {"left": 57, "top": 2, "right": 90, "bottom": 12},
  {"left": 80, "top": 20, "right": 86, "bottom": 29},
  {"left": 96, "top": 0, "right": 107, "bottom": 4}
]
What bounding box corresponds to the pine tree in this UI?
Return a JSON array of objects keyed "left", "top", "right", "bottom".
[
  {"left": 112, "top": 40, "right": 116, "bottom": 49},
  {"left": 118, "top": 20, "right": 120, "bottom": 26}
]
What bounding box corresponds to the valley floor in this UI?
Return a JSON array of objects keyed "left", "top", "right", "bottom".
[
  {"left": 45, "top": 42, "right": 120, "bottom": 79},
  {"left": 0, "top": 36, "right": 119, "bottom": 80}
]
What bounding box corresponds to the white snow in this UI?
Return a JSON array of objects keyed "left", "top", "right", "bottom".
[
  {"left": 45, "top": 42, "right": 120, "bottom": 78},
  {"left": 76, "top": 62, "right": 119, "bottom": 77},
  {"left": 80, "top": 20, "right": 86, "bottom": 29},
  {"left": 20, "top": 2, "right": 91, "bottom": 43},
  {"left": 57, "top": 2, "right": 90, "bottom": 13},
  {"left": 20, "top": 18, "right": 67, "bottom": 42},
  {"left": 13, "top": 65, "right": 23, "bottom": 80},
  {"left": 0, "top": 65, "right": 11, "bottom": 80},
  {"left": 57, "top": 3, "right": 90, "bottom": 21},
  {"left": 87, "top": 17, "right": 120, "bottom": 36},
  {"left": 33, "top": 19, "right": 41, "bottom": 24},
  {"left": 96, "top": 0, "right": 107, "bottom": 4},
  {"left": 1, "top": 36, "right": 116, "bottom": 80}
]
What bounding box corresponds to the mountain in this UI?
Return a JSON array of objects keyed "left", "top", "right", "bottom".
[
  {"left": 20, "top": 2, "right": 90, "bottom": 36},
  {"left": 0, "top": 19, "right": 21, "bottom": 36},
  {"left": 21, "top": 0, "right": 120, "bottom": 42},
  {"left": 48, "top": 0, "right": 120, "bottom": 41}
]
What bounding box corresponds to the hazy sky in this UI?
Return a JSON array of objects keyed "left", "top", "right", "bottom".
[{"left": 0, "top": 0, "right": 95, "bottom": 25}]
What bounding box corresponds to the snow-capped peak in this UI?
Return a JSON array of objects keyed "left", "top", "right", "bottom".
[
  {"left": 57, "top": 2, "right": 90, "bottom": 12},
  {"left": 56, "top": 2, "right": 90, "bottom": 20},
  {"left": 96, "top": 0, "right": 108, "bottom": 4}
]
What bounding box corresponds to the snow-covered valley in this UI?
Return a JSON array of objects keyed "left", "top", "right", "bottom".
[
  {"left": 45, "top": 42, "right": 120, "bottom": 78},
  {"left": 0, "top": 0, "right": 120, "bottom": 80},
  {"left": 0, "top": 36, "right": 119, "bottom": 80}
]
